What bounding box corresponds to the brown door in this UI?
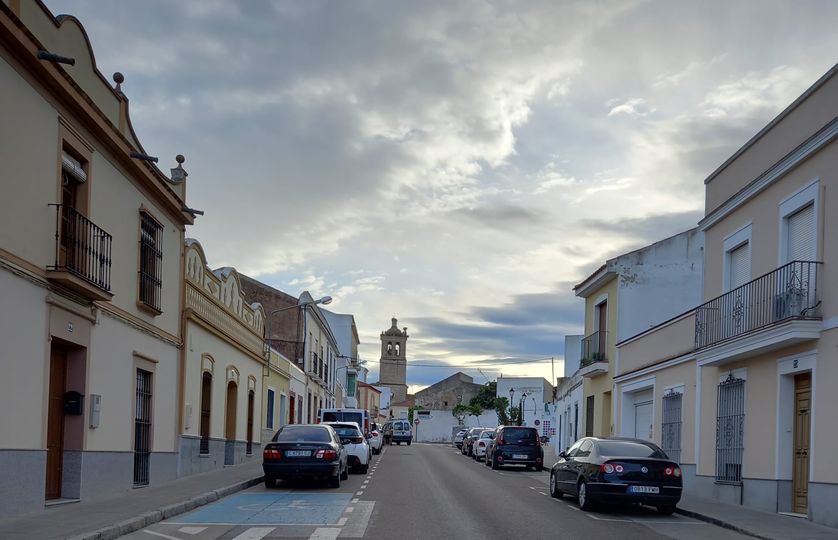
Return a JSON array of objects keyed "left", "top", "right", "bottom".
[
  {"left": 246, "top": 390, "right": 254, "bottom": 455},
  {"left": 585, "top": 395, "right": 595, "bottom": 437},
  {"left": 225, "top": 382, "right": 237, "bottom": 440},
  {"left": 46, "top": 347, "right": 67, "bottom": 499},
  {"left": 288, "top": 394, "right": 295, "bottom": 425},
  {"left": 792, "top": 373, "right": 811, "bottom": 514},
  {"left": 597, "top": 301, "right": 607, "bottom": 354},
  {"left": 199, "top": 373, "right": 212, "bottom": 454}
]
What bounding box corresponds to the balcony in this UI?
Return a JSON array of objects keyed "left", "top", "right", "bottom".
[
  {"left": 580, "top": 331, "right": 608, "bottom": 377},
  {"left": 46, "top": 204, "right": 113, "bottom": 301},
  {"left": 695, "top": 261, "right": 821, "bottom": 362}
]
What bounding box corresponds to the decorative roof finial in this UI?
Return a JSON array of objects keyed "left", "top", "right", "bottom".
[
  {"left": 113, "top": 72, "right": 124, "bottom": 93},
  {"left": 170, "top": 154, "right": 188, "bottom": 183}
]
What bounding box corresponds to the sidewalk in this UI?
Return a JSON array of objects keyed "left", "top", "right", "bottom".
[
  {"left": 0, "top": 462, "right": 263, "bottom": 540},
  {"left": 677, "top": 494, "right": 838, "bottom": 540}
]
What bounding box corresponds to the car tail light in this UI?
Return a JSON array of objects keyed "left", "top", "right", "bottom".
[
  {"left": 602, "top": 463, "right": 614, "bottom": 474},
  {"left": 497, "top": 436, "right": 504, "bottom": 445},
  {"left": 536, "top": 456, "right": 542, "bottom": 463},
  {"left": 263, "top": 448, "right": 282, "bottom": 460},
  {"left": 614, "top": 464, "right": 624, "bottom": 473},
  {"left": 664, "top": 466, "right": 681, "bottom": 477},
  {"left": 372, "top": 431, "right": 379, "bottom": 437},
  {"left": 497, "top": 455, "right": 504, "bottom": 462},
  {"left": 315, "top": 449, "right": 337, "bottom": 460},
  {"left": 351, "top": 436, "right": 364, "bottom": 444},
  {"left": 479, "top": 442, "right": 486, "bottom": 447}
]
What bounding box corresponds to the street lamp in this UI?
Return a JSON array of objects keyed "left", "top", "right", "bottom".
[
  {"left": 508, "top": 388, "right": 515, "bottom": 426},
  {"left": 519, "top": 392, "right": 528, "bottom": 426}
]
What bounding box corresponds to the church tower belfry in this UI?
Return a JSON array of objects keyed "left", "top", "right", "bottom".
[{"left": 379, "top": 317, "right": 408, "bottom": 402}]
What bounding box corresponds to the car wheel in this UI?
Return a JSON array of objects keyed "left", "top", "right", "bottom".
[
  {"left": 264, "top": 476, "right": 275, "bottom": 489},
  {"left": 340, "top": 464, "right": 349, "bottom": 480},
  {"left": 535, "top": 465, "right": 544, "bottom": 472},
  {"left": 407, "top": 441, "right": 411, "bottom": 446},
  {"left": 577, "top": 480, "right": 594, "bottom": 511},
  {"left": 550, "top": 472, "right": 563, "bottom": 498},
  {"left": 329, "top": 469, "right": 341, "bottom": 488},
  {"left": 361, "top": 463, "right": 369, "bottom": 474},
  {"left": 491, "top": 455, "right": 499, "bottom": 470},
  {"left": 656, "top": 504, "right": 676, "bottom": 515}
]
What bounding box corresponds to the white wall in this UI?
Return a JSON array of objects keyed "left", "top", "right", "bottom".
[
  {"left": 413, "top": 410, "right": 500, "bottom": 443},
  {"left": 613, "top": 229, "right": 704, "bottom": 342},
  {"left": 563, "top": 336, "right": 582, "bottom": 376}
]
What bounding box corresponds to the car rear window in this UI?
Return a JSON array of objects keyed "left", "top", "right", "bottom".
[
  {"left": 323, "top": 412, "right": 364, "bottom": 426},
  {"left": 597, "top": 441, "right": 667, "bottom": 458},
  {"left": 503, "top": 427, "right": 538, "bottom": 443},
  {"left": 274, "top": 426, "right": 331, "bottom": 442},
  {"left": 480, "top": 430, "right": 494, "bottom": 438},
  {"left": 330, "top": 425, "right": 362, "bottom": 437}
]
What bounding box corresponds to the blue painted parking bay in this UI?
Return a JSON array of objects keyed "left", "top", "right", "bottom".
[{"left": 173, "top": 492, "right": 353, "bottom": 525}]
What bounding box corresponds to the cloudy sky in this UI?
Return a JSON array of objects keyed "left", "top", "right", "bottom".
[{"left": 49, "top": 0, "right": 838, "bottom": 390}]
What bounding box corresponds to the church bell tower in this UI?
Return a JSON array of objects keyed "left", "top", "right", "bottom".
[{"left": 379, "top": 317, "right": 408, "bottom": 402}]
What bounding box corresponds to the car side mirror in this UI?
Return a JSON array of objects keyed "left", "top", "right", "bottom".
[{"left": 558, "top": 451, "right": 567, "bottom": 459}]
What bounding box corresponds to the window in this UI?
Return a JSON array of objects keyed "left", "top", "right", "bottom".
[
  {"left": 716, "top": 374, "right": 745, "bottom": 483},
  {"left": 576, "top": 439, "right": 593, "bottom": 457},
  {"left": 661, "top": 390, "right": 683, "bottom": 463},
  {"left": 139, "top": 211, "right": 163, "bottom": 312},
  {"left": 723, "top": 224, "right": 752, "bottom": 292},
  {"left": 266, "top": 389, "right": 275, "bottom": 430},
  {"left": 786, "top": 204, "right": 815, "bottom": 262},
  {"left": 274, "top": 425, "right": 331, "bottom": 442},
  {"left": 597, "top": 440, "right": 665, "bottom": 458},
  {"left": 395, "top": 342, "right": 400, "bottom": 356},
  {"left": 133, "top": 369, "right": 153, "bottom": 486}
]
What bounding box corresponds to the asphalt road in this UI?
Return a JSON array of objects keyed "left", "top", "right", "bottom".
[{"left": 122, "top": 443, "right": 750, "bottom": 540}]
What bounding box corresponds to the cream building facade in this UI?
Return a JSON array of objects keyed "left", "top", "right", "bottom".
[
  {"left": 0, "top": 0, "right": 195, "bottom": 517},
  {"left": 300, "top": 291, "right": 338, "bottom": 421},
  {"left": 179, "top": 240, "right": 266, "bottom": 475},
  {"left": 615, "top": 64, "right": 838, "bottom": 526},
  {"left": 263, "top": 348, "right": 291, "bottom": 442}
]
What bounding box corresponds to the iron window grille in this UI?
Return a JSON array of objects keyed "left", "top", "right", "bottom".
[
  {"left": 715, "top": 374, "right": 745, "bottom": 483},
  {"left": 139, "top": 211, "right": 163, "bottom": 312},
  {"left": 662, "top": 390, "right": 683, "bottom": 464},
  {"left": 134, "top": 369, "right": 153, "bottom": 486}
]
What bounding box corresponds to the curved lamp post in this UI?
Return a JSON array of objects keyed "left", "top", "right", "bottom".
[{"left": 264, "top": 295, "right": 332, "bottom": 357}]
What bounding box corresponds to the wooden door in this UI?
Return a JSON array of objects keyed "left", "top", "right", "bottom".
[
  {"left": 45, "top": 347, "right": 66, "bottom": 499},
  {"left": 246, "top": 390, "right": 254, "bottom": 455},
  {"left": 597, "top": 301, "right": 607, "bottom": 354},
  {"left": 792, "top": 373, "right": 811, "bottom": 514},
  {"left": 225, "top": 382, "right": 237, "bottom": 440},
  {"left": 199, "top": 373, "right": 211, "bottom": 454},
  {"left": 288, "top": 394, "right": 295, "bottom": 425}
]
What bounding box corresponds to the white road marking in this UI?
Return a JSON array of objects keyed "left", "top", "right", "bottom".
[
  {"left": 232, "top": 527, "right": 276, "bottom": 540},
  {"left": 345, "top": 507, "right": 355, "bottom": 513},
  {"left": 352, "top": 498, "right": 360, "bottom": 503},
  {"left": 178, "top": 527, "right": 208, "bottom": 535},
  {"left": 309, "top": 527, "right": 341, "bottom": 540},
  {"left": 142, "top": 531, "right": 182, "bottom": 540},
  {"left": 356, "top": 490, "right": 364, "bottom": 495},
  {"left": 337, "top": 517, "right": 348, "bottom": 526},
  {"left": 631, "top": 519, "right": 706, "bottom": 525},
  {"left": 586, "top": 514, "right": 632, "bottom": 522}
]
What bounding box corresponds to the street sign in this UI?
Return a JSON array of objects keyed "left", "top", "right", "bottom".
[{"left": 414, "top": 418, "right": 420, "bottom": 425}]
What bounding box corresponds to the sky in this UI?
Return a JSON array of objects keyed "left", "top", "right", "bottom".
[{"left": 48, "top": 0, "right": 838, "bottom": 392}]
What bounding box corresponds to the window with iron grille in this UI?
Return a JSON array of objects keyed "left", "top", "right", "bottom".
[
  {"left": 662, "top": 390, "right": 683, "bottom": 463},
  {"left": 715, "top": 375, "right": 745, "bottom": 483},
  {"left": 134, "top": 368, "right": 153, "bottom": 486},
  {"left": 139, "top": 212, "right": 163, "bottom": 312}
]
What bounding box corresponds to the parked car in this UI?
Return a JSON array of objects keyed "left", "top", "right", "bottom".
[
  {"left": 369, "top": 423, "right": 384, "bottom": 454},
  {"left": 485, "top": 425, "right": 543, "bottom": 471},
  {"left": 453, "top": 429, "right": 467, "bottom": 449},
  {"left": 472, "top": 429, "right": 495, "bottom": 461},
  {"left": 391, "top": 419, "right": 412, "bottom": 445},
  {"left": 323, "top": 421, "right": 371, "bottom": 473},
  {"left": 382, "top": 421, "right": 393, "bottom": 445},
  {"left": 262, "top": 424, "right": 348, "bottom": 488},
  {"left": 461, "top": 427, "right": 484, "bottom": 456},
  {"left": 549, "top": 437, "right": 682, "bottom": 514}
]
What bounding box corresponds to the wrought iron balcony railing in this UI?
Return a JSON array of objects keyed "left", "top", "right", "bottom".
[
  {"left": 48, "top": 204, "right": 112, "bottom": 293},
  {"left": 581, "top": 330, "right": 608, "bottom": 367},
  {"left": 695, "top": 260, "right": 821, "bottom": 350}
]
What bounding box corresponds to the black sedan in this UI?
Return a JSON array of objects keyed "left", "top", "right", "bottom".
[
  {"left": 263, "top": 424, "right": 349, "bottom": 488},
  {"left": 550, "top": 437, "right": 682, "bottom": 514}
]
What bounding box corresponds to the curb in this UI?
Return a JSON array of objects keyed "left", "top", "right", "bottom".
[
  {"left": 674, "top": 507, "right": 771, "bottom": 540},
  {"left": 66, "top": 475, "right": 264, "bottom": 540}
]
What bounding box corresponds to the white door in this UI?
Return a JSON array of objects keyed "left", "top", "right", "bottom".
[
  {"left": 634, "top": 401, "right": 653, "bottom": 441},
  {"left": 279, "top": 395, "right": 287, "bottom": 428}
]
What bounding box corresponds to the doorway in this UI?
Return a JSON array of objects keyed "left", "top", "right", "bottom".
[
  {"left": 792, "top": 373, "right": 811, "bottom": 514},
  {"left": 45, "top": 346, "right": 67, "bottom": 499},
  {"left": 224, "top": 381, "right": 237, "bottom": 465},
  {"left": 199, "top": 372, "right": 212, "bottom": 454},
  {"left": 635, "top": 400, "right": 653, "bottom": 441},
  {"left": 246, "top": 390, "right": 254, "bottom": 455}
]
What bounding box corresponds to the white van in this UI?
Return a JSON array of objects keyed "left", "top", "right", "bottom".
[{"left": 319, "top": 408, "right": 370, "bottom": 435}]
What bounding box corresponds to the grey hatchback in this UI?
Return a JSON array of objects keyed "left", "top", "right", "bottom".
[{"left": 485, "top": 426, "right": 543, "bottom": 471}]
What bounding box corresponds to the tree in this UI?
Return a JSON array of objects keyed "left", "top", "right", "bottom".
[
  {"left": 466, "top": 403, "right": 483, "bottom": 419},
  {"left": 470, "top": 381, "right": 497, "bottom": 410},
  {"left": 452, "top": 404, "right": 468, "bottom": 424},
  {"left": 494, "top": 397, "right": 511, "bottom": 425},
  {"left": 408, "top": 406, "right": 420, "bottom": 424}
]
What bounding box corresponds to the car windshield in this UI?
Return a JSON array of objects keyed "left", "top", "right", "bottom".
[
  {"left": 330, "top": 425, "right": 362, "bottom": 438},
  {"left": 597, "top": 441, "right": 667, "bottom": 458},
  {"left": 480, "top": 430, "right": 494, "bottom": 438},
  {"left": 274, "top": 426, "right": 331, "bottom": 443},
  {"left": 503, "top": 428, "right": 537, "bottom": 444}
]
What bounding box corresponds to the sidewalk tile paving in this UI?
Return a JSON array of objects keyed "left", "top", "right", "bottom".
[{"left": 0, "top": 461, "right": 263, "bottom": 540}]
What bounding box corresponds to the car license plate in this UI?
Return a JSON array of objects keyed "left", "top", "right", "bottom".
[
  {"left": 512, "top": 454, "right": 528, "bottom": 460},
  {"left": 286, "top": 450, "right": 310, "bottom": 457},
  {"left": 629, "top": 485, "right": 660, "bottom": 494}
]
